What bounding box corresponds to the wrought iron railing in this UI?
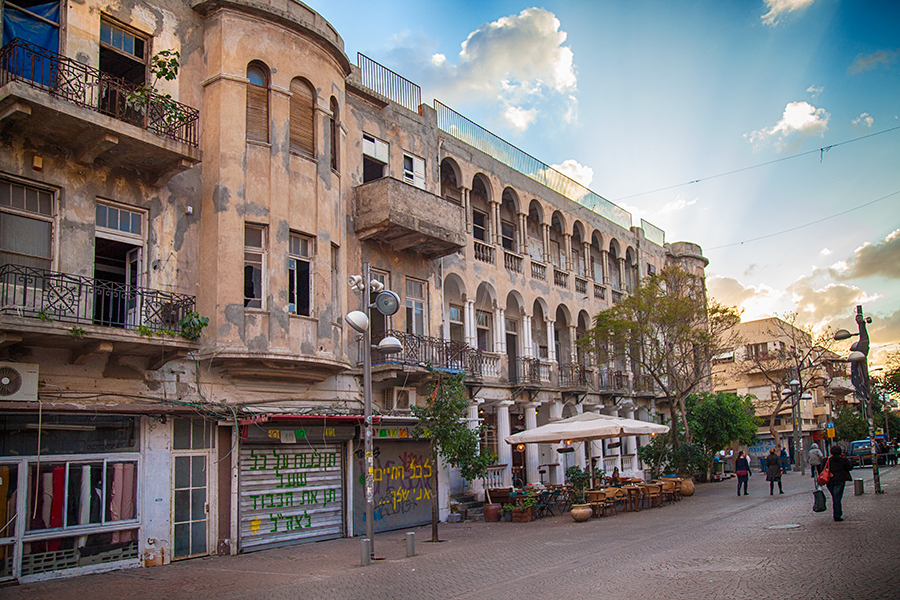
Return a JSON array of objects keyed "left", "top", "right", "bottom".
[
  {"left": 1, "top": 38, "right": 199, "bottom": 147},
  {"left": 511, "top": 356, "right": 541, "bottom": 384},
  {"left": 0, "top": 264, "right": 196, "bottom": 333},
  {"left": 358, "top": 53, "right": 422, "bottom": 113},
  {"left": 370, "top": 330, "right": 482, "bottom": 378},
  {"left": 474, "top": 240, "right": 495, "bottom": 264},
  {"left": 634, "top": 374, "right": 657, "bottom": 394},
  {"left": 613, "top": 370, "right": 626, "bottom": 390},
  {"left": 558, "top": 363, "right": 589, "bottom": 389}
]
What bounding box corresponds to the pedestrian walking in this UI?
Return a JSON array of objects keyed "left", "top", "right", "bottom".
[
  {"left": 825, "top": 445, "right": 853, "bottom": 521},
  {"left": 766, "top": 448, "right": 783, "bottom": 494},
  {"left": 808, "top": 442, "right": 825, "bottom": 478},
  {"left": 735, "top": 450, "right": 751, "bottom": 496},
  {"left": 780, "top": 447, "right": 790, "bottom": 474}
]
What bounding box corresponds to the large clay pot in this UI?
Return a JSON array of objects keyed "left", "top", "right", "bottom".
[
  {"left": 483, "top": 503, "right": 501, "bottom": 522},
  {"left": 680, "top": 478, "right": 695, "bottom": 497},
  {"left": 570, "top": 503, "right": 593, "bottom": 522}
]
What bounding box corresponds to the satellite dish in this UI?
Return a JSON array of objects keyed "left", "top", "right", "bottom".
[
  {"left": 346, "top": 310, "right": 369, "bottom": 333},
  {"left": 374, "top": 290, "right": 400, "bottom": 316}
]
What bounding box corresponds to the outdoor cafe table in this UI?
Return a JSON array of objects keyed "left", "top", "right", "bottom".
[{"left": 620, "top": 485, "right": 643, "bottom": 511}]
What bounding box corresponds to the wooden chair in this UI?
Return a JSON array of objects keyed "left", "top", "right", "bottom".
[
  {"left": 603, "top": 488, "right": 619, "bottom": 516},
  {"left": 643, "top": 484, "right": 663, "bottom": 509},
  {"left": 660, "top": 480, "right": 676, "bottom": 504}
]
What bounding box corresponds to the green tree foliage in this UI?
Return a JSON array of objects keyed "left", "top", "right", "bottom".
[
  {"left": 686, "top": 392, "right": 759, "bottom": 476},
  {"left": 412, "top": 369, "right": 496, "bottom": 541},
  {"left": 585, "top": 265, "right": 740, "bottom": 444},
  {"left": 833, "top": 404, "right": 868, "bottom": 441},
  {"left": 636, "top": 418, "right": 712, "bottom": 479}
]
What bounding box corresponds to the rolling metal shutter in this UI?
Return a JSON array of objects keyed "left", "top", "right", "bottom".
[{"left": 239, "top": 442, "right": 343, "bottom": 551}]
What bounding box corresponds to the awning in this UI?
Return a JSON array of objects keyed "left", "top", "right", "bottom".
[{"left": 504, "top": 412, "right": 669, "bottom": 445}]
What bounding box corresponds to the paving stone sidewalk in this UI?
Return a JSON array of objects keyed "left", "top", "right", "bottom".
[{"left": 5, "top": 467, "right": 899, "bottom": 600}]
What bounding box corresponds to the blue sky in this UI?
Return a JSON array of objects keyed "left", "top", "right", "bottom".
[{"left": 312, "top": 0, "right": 900, "bottom": 363}]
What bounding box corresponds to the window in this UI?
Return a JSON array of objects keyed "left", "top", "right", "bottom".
[
  {"left": 473, "top": 209, "right": 488, "bottom": 242},
  {"left": 448, "top": 304, "right": 464, "bottom": 343},
  {"left": 746, "top": 343, "right": 768, "bottom": 361},
  {"left": 501, "top": 220, "right": 516, "bottom": 251},
  {"left": 505, "top": 318, "right": 517, "bottom": 334},
  {"left": 288, "top": 232, "right": 313, "bottom": 316},
  {"left": 246, "top": 62, "right": 269, "bottom": 143},
  {"left": 329, "top": 96, "right": 340, "bottom": 172},
  {"left": 647, "top": 263, "right": 657, "bottom": 276},
  {"left": 99, "top": 18, "right": 147, "bottom": 85},
  {"left": 94, "top": 200, "right": 147, "bottom": 327},
  {"left": 476, "top": 309, "right": 492, "bottom": 351},
  {"left": 362, "top": 133, "right": 388, "bottom": 183},
  {"left": 289, "top": 77, "right": 315, "bottom": 157},
  {"left": 0, "top": 179, "right": 53, "bottom": 269},
  {"left": 402, "top": 153, "right": 425, "bottom": 189},
  {"left": 405, "top": 278, "right": 426, "bottom": 335},
  {"left": 244, "top": 224, "right": 266, "bottom": 309}
]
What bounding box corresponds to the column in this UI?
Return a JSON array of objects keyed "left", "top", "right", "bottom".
[
  {"left": 463, "top": 188, "right": 471, "bottom": 234},
  {"left": 574, "top": 404, "right": 586, "bottom": 470},
  {"left": 601, "top": 250, "right": 610, "bottom": 285},
  {"left": 542, "top": 223, "right": 551, "bottom": 264},
  {"left": 496, "top": 401, "right": 514, "bottom": 487},
  {"left": 550, "top": 400, "right": 565, "bottom": 484},
  {"left": 522, "top": 314, "right": 533, "bottom": 359},
  {"left": 464, "top": 299, "right": 476, "bottom": 347},
  {"left": 518, "top": 213, "right": 527, "bottom": 255},
  {"left": 569, "top": 324, "right": 577, "bottom": 365},
  {"left": 467, "top": 400, "right": 486, "bottom": 499},
  {"left": 524, "top": 402, "right": 541, "bottom": 485},
  {"left": 494, "top": 306, "right": 505, "bottom": 354},
  {"left": 546, "top": 318, "right": 556, "bottom": 363},
  {"left": 562, "top": 233, "right": 571, "bottom": 271},
  {"left": 617, "top": 257, "right": 626, "bottom": 291},
  {"left": 582, "top": 241, "right": 590, "bottom": 278},
  {"left": 491, "top": 200, "right": 501, "bottom": 246},
  {"left": 625, "top": 409, "right": 636, "bottom": 473}
]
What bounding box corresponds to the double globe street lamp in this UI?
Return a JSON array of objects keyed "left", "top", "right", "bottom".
[{"left": 781, "top": 380, "right": 812, "bottom": 472}]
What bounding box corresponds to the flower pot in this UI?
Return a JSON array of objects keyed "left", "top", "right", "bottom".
[
  {"left": 570, "top": 503, "right": 593, "bottom": 522},
  {"left": 483, "top": 503, "right": 501, "bottom": 522},
  {"left": 680, "top": 478, "right": 695, "bottom": 496}
]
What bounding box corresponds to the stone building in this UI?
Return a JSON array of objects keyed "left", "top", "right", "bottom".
[{"left": 0, "top": 0, "right": 706, "bottom": 582}]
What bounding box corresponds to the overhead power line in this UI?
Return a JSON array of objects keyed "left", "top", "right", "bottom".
[
  {"left": 705, "top": 190, "right": 900, "bottom": 251},
  {"left": 613, "top": 125, "right": 900, "bottom": 201}
]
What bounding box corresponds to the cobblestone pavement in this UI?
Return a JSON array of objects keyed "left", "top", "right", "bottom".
[{"left": 6, "top": 467, "right": 900, "bottom": 600}]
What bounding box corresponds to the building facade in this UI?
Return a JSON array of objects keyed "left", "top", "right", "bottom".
[{"left": 0, "top": 0, "right": 707, "bottom": 582}]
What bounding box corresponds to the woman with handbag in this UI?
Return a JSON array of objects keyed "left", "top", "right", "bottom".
[
  {"left": 824, "top": 445, "right": 853, "bottom": 522},
  {"left": 766, "top": 448, "right": 783, "bottom": 494},
  {"left": 735, "top": 450, "right": 751, "bottom": 496}
]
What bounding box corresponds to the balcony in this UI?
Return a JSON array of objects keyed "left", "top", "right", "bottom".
[
  {"left": 634, "top": 374, "right": 657, "bottom": 395},
  {"left": 511, "top": 356, "right": 541, "bottom": 385},
  {"left": 354, "top": 177, "right": 465, "bottom": 259},
  {"left": 368, "top": 330, "right": 482, "bottom": 380},
  {"left": 553, "top": 268, "right": 569, "bottom": 289},
  {"left": 611, "top": 290, "right": 624, "bottom": 304},
  {"left": 474, "top": 240, "right": 495, "bottom": 264},
  {"left": 0, "top": 39, "right": 200, "bottom": 185},
  {"left": 0, "top": 264, "right": 199, "bottom": 368},
  {"left": 531, "top": 261, "right": 547, "bottom": 281},
  {"left": 574, "top": 277, "right": 587, "bottom": 295},
  {"left": 558, "top": 363, "right": 589, "bottom": 390},
  {"left": 503, "top": 250, "right": 523, "bottom": 274},
  {"left": 594, "top": 283, "right": 605, "bottom": 300}
]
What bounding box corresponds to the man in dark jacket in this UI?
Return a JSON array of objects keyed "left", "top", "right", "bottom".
[{"left": 825, "top": 445, "right": 853, "bottom": 521}]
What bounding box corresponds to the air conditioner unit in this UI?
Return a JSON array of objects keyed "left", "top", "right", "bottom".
[
  {"left": 385, "top": 387, "right": 416, "bottom": 412},
  {"left": 0, "top": 362, "right": 39, "bottom": 401}
]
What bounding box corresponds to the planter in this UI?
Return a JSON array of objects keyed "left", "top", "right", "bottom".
[
  {"left": 570, "top": 503, "right": 593, "bottom": 522},
  {"left": 680, "top": 478, "right": 695, "bottom": 497},
  {"left": 483, "top": 503, "right": 502, "bottom": 522},
  {"left": 511, "top": 508, "right": 534, "bottom": 523},
  {"left": 502, "top": 510, "right": 513, "bottom": 522}
]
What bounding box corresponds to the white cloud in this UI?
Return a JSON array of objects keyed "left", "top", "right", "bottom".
[
  {"left": 744, "top": 101, "right": 829, "bottom": 152},
  {"left": 707, "top": 276, "right": 781, "bottom": 320},
  {"left": 806, "top": 85, "right": 824, "bottom": 98},
  {"left": 659, "top": 195, "right": 697, "bottom": 214},
  {"left": 787, "top": 276, "right": 879, "bottom": 331},
  {"left": 504, "top": 106, "right": 538, "bottom": 131},
  {"left": 848, "top": 49, "right": 900, "bottom": 74},
  {"left": 386, "top": 8, "right": 576, "bottom": 133},
  {"left": 852, "top": 112, "right": 874, "bottom": 128},
  {"left": 830, "top": 229, "right": 900, "bottom": 281},
  {"left": 819, "top": 247, "right": 832, "bottom": 256},
  {"left": 761, "top": 0, "right": 816, "bottom": 26},
  {"left": 550, "top": 159, "right": 594, "bottom": 188}
]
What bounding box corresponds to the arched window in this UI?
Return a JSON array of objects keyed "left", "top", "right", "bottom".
[
  {"left": 246, "top": 62, "right": 269, "bottom": 143},
  {"left": 290, "top": 77, "right": 315, "bottom": 157},
  {"left": 329, "top": 96, "right": 339, "bottom": 172}
]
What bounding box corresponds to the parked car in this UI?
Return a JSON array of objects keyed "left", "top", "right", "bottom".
[{"left": 848, "top": 439, "right": 887, "bottom": 466}]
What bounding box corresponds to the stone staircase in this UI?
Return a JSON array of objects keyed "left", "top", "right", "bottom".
[{"left": 449, "top": 493, "right": 484, "bottom": 522}]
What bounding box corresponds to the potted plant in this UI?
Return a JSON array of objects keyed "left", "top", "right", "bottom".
[
  {"left": 566, "top": 466, "right": 594, "bottom": 522},
  {"left": 512, "top": 496, "right": 537, "bottom": 522},
  {"left": 501, "top": 503, "right": 515, "bottom": 522}
]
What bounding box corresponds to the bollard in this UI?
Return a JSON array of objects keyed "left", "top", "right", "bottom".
[
  {"left": 361, "top": 538, "right": 371, "bottom": 566},
  {"left": 406, "top": 532, "right": 415, "bottom": 557},
  {"left": 854, "top": 479, "right": 864, "bottom": 496}
]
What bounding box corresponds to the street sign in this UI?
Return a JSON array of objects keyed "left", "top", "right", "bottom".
[
  {"left": 826, "top": 422, "right": 835, "bottom": 429},
  {"left": 827, "top": 428, "right": 835, "bottom": 438}
]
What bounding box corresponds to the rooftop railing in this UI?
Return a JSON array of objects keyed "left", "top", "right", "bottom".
[
  {"left": 0, "top": 264, "right": 196, "bottom": 333},
  {"left": 358, "top": 53, "right": 422, "bottom": 114},
  {"left": 641, "top": 219, "right": 665, "bottom": 247},
  {"left": 0, "top": 38, "right": 199, "bottom": 147}
]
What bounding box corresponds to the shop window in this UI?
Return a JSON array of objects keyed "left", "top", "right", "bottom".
[
  {"left": 244, "top": 224, "right": 266, "bottom": 309},
  {"left": 405, "top": 278, "right": 426, "bottom": 336},
  {"left": 289, "top": 77, "right": 315, "bottom": 157},
  {"left": 288, "top": 232, "right": 313, "bottom": 317},
  {"left": 0, "top": 178, "right": 53, "bottom": 270},
  {"left": 173, "top": 418, "right": 213, "bottom": 450},
  {"left": 246, "top": 62, "right": 269, "bottom": 143}
]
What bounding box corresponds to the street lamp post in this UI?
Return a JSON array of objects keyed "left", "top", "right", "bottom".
[
  {"left": 346, "top": 263, "right": 403, "bottom": 559},
  {"left": 782, "top": 379, "right": 805, "bottom": 472},
  {"left": 834, "top": 304, "right": 883, "bottom": 494}
]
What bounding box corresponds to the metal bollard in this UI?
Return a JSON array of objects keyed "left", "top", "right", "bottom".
[
  {"left": 406, "top": 532, "right": 415, "bottom": 557},
  {"left": 361, "top": 538, "right": 371, "bottom": 566},
  {"left": 854, "top": 479, "right": 864, "bottom": 496}
]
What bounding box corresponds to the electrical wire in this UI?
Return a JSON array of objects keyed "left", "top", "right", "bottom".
[{"left": 612, "top": 125, "right": 900, "bottom": 202}]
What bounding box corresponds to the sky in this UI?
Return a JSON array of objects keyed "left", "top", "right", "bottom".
[{"left": 311, "top": 0, "right": 900, "bottom": 365}]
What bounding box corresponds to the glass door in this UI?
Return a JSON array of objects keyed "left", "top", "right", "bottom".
[{"left": 0, "top": 462, "right": 21, "bottom": 582}]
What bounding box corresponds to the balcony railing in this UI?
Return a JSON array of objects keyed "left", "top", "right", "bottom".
[
  {"left": 473, "top": 240, "right": 495, "bottom": 264},
  {"left": 511, "top": 356, "right": 541, "bottom": 384},
  {"left": 613, "top": 370, "right": 626, "bottom": 390},
  {"left": 531, "top": 261, "right": 547, "bottom": 281},
  {"left": 1, "top": 38, "right": 199, "bottom": 147},
  {"left": 0, "top": 264, "right": 196, "bottom": 333},
  {"left": 594, "top": 283, "right": 605, "bottom": 300},
  {"left": 611, "top": 290, "right": 624, "bottom": 304},
  {"left": 558, "top": 363, "right": 589, "bottom": 389},
  {"left": 481, "top": 352, "right": 502, "bottom": 378},
  {"left": 634, "top": 374, "right": 657, "bottom": 394},
  {"left": 575, "top": 277, "right": 587, "bottom": 295},
  {"left": 370, "top": 330, "right": 482, "bottom": 378},
  {"left": 540, "top": 361, "right": 552, "bottom": 383},
  {"left": 553, "top": 269, "right": 568, "bottom": 289},
  {"left": 503, "top": 250, "right": 523, "bottom": 274}
]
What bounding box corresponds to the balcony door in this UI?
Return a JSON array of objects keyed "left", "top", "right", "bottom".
[{"left": 94, "top": 202, "right": 146, "bottom": 328}]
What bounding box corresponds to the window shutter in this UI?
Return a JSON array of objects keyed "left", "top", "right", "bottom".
[
  {"left": 246, "top": 84, "right": 269, "bottom": 143},
  {"left": 413, "top": 156, "right": 425, "bottom": 189},
  {"left": 290, "top": 79, "right": 315, "bottom": 156}
]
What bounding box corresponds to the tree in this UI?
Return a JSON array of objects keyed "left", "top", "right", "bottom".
[
  {"left": 585, "top": 265, "right": 740, "bottom": 445},
  {"left": 686, "top": 391, "right": 759, "bottom": 477},
  {"left": 411, "top": 369, "right": 496, "bottom": 542},
  {"left": 736, "top": 314, "right": 840, "bottom": 449},
  {"left": 833, "top": 404, "right": 868, "bottom": 442}
]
